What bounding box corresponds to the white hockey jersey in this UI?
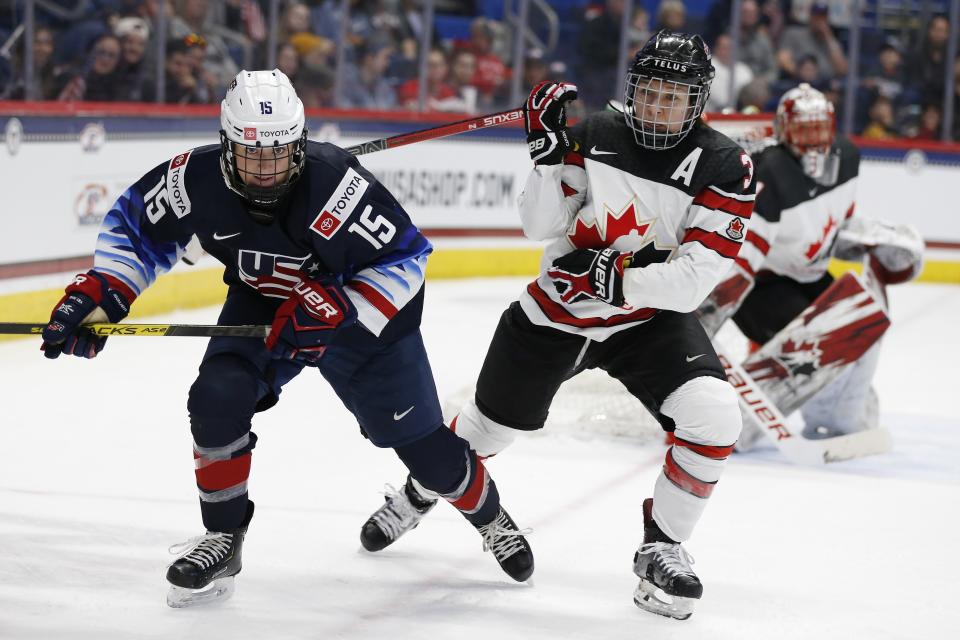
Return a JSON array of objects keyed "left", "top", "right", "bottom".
[
  {"left": 517, "top": 111, "right": 756, "bottom": 340},
  {"left": 736, "top": 137, "right": 859, "bottom": 283}
]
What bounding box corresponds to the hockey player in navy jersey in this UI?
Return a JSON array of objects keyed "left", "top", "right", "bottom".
[
  {"left": 39, "top": 70, "right": 533, "bottom": 607},
  {"left": 697, "top": 83, "right": 924, "bottom": 448},
  {"left": 359, "top": 31, "right": 755, "bottom": 620}
]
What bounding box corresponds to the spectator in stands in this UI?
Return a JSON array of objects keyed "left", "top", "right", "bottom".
[
  {"left": 861, "top": 94, "right": 897, "bottom": 139},
  {"left": 463, "top": 18, "right": 508, "bottom": 106},
  {"left": 433, "top": 47, "right": 478, "bottom": 114},
  {"left": 396, "top": 46, "right": 456, "bottom": 111},
  {"left": 182, "top": 33, "right": 219, "bottom": 103},
  {"left": 908, "top": 103, "right": 943, "bottom": 141},
  {"left": 339, "top": 39, "right": 398, "bottom": 110},
  {"left": 776, "top": 2, "right": 848, "bottom": 83},
  {"left": 736, "top": 0, "right": 776, "bottom": 84},
  {"left": 906, "top": 14, "right": 952, "bottom": 103},
  {"left": 737, "top": 77, "right": 772, "bottom": 113},
  {"left": 707, "top": 33, "right": 754, "bottom": 112},
  {"left": 170, "top": 0, "right": 240, "bottom": 95},
  {"left": 56, "top": 34, "right": 124, "bottom": 102},
  {"left": 655, "top": 0, "right": 686, "bottom": 32},
  {"left": 1, "top": 25, "right": 60, "bottom": 100},
  {"left": 113, "top": 17, "right": 151, "bottom": 102},
  {"left": 276, "top": 43, "right": 300, "bottom": 85},
  {"left": 296, "top": 58, "right": 335, "bottom": 108},
  {"left": 627, "top": 5, "right": 652, "bottom": 53},
  {"left": 863, "top": 39, "right": 905, "bottom": 104},
  {"left": 577, "top": 0, "right": 624, "bottom": 110},
  {"left": 523, "top": 48, "right": 550, "bottom": 89},
  {"left": 145, "top": 37, "right": 210, "bottom": 104}
]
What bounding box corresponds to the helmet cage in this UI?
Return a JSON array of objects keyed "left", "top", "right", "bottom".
[
  {"left": 623, "top": 71, "right": 709, "bottom": 150},
  {"left": 219, "top": 130, "right": 307, "bottom": 212},
  {"left": 775, "top": 85, "right": 836, "bottom": 179}
]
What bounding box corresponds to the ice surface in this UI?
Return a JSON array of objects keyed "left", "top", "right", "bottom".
[{"left": 1, "top": 278, "right": 957, "bottom": 639}]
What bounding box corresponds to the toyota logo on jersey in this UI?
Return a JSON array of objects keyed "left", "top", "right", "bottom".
[{"left": 237, "top": 250, "right": 311, "bottom": 299}]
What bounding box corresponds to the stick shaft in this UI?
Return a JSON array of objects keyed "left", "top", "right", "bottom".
[
  {"left": 344, "top": 108, "right": 523, "bottom": 156},
  {"left": 0, "top": 323, "right": 269, "bottom": 337}
]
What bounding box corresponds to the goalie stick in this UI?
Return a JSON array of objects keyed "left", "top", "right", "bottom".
[{"left": 0, "top": 323, "right": 269, "bottom": 338}]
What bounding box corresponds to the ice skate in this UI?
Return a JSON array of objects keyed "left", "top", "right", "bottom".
[
  {"left": 360, "top": 476, "right": 437, "bottom": 552},
  {"left": 166, "top": 502, "right": 254, "bottom": 608},
  {"left": 632, "top": 499, "right": 701, "bottom": 620},
  {"left": 475, "top": 507, "right": 534, "bottom": 582}
]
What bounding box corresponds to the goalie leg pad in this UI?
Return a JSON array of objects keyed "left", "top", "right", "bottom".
[
  {"left": 653, "top": 376, "right": 741, "bottom": 542},
  {"left": 801, "top": 342, "right": 882, "bottom": 437}
]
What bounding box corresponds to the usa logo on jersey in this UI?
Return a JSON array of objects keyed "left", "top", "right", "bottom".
[{"left": 237, "top": 250, "right": 311, "bottom": 299}]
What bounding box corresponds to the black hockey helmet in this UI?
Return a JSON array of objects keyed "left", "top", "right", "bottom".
[{"left": 623, "top": 30, "right": 715, "bottom": 150}]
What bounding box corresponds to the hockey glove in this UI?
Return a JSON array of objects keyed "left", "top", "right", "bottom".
[
  {"left": 547, "top": 248, "right": 632, "bottom": 306},
  {"left": 523, "top": 80, "right": 578, "bottom": 165},
  {"left": 266, "top": 277, "right": 357, "bottom": 364},
  {"left": 41, "top": 271, "right": 133, "bottom": 359}
]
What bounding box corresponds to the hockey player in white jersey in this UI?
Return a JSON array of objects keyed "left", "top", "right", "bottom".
[
  {"left": 697, "top": 83, "right": 923, "bottom": 447},
  {"left": 358, "top": 31, "right": 756, "bottom": 620}
]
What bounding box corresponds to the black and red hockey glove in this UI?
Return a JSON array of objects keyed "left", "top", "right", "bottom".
[
  {"left": 523, "top": 80, "right": 578, "bottom": 165},
  {"left": 41, "top": 271, "right": 133, "bottom": 359},
  {"left": 266, "top": 276, "right": 357, "bottom": 364},
  {"left": 547, "top": 248, "right": 632, "bottom": 306}
]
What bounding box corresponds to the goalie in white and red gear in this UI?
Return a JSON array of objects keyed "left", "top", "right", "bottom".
[{"left": 697, "top": 83, "right": 923, "bottom": 448}]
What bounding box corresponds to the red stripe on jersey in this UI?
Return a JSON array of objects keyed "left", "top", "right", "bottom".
[
  {"left": 348, "top": 280, "right": 398, "bottom": 319},
  {"left": 663, "top": 448, "right": 715, "bottom": 499},
  {"left": 693, "top": 189, "right": 754, "bottom": 218},
  {"left": 746, "top": 230, "right": 770, "bottom": 255},
  {"left": 845, "top": 203, "right": 855, "bottom": 220},
  {"left": 449, "top": 414, "right": 459, "bottom": 433},
  {"left": 673, "top": 437, "right": 735, "bottom": 460},
  {"left": 561, "top": 181, "right": 579, "bottom": 197},
  {"left": 527, "top": 281, "right": 657, "bottom": 328},
  {"left": 450, "top": 459, "right": 489, "bottom": 512},
  {"left": 563, "top": 150, "right": 585, "bottom": 168},
  {"left": 195, "top": 452, "right": 251, "bottom": 491},
  {"left": 682, "top": 228, "right": 741, "bottom": 259},
  {"left": 734, "top": 256, "right": 755, "bottom": 277}
]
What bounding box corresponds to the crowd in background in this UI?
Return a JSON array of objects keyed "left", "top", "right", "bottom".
[{"left": 0, "top": 0, "right": 957, "bottom": 141}]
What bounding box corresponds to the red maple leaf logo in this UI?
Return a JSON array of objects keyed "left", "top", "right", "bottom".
[
  {"left": 567, "top": 201, "right": 652, "bottom": 249},
  {"left": 805, "top": 215, "right": 837, "bottom": 260}
]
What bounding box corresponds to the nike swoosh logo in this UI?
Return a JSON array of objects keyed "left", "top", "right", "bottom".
[
  {"left": 213, "top": 231, "right": 242, "bottom": 241},
  {"left": 685, "top": 354, "right": 707, "bottom": 362},
  {"left": 393, "top": 406, "right": 415, "bottom": 421},
  {"left": 590, "top": 145, "right": 617, "bottom": 155}
]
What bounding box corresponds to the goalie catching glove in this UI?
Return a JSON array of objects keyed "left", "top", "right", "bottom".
[
  {"left": 524, "top": 80, "right": 578, "bottom": 165},
  {"left": 547, "top": 248, "right": 632, "bottom": 306},
  {"left": 266, "top": 276, "right": 357, "bottom": 364},
  {"left": 41, "top": 271, "right": 133, "bottom": 359}
]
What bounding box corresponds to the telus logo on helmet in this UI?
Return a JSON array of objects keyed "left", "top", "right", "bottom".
[
  {"left": 310, "top": 168, "right": 370, "bottom": 239},
  {"left": 650, "top": 59, "right": 688, "bottom": 72}
]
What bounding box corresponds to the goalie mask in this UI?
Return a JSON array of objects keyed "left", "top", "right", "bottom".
[
  {"left": 220, "top": 69, "right": 307, "bottom": 223},
  {"left": 775, "top": 83, "right": 837, "bottom": 182},
  {"left": 623, "top": 30, "right": 715, "bottom": 150}
]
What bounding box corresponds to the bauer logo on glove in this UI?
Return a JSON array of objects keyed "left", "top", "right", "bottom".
[
  {"left": 266, "top": 275, "right": 357, "bottom": 364},
  {"left": 547, "top": 248, "right": 632, "bottom": 307}
]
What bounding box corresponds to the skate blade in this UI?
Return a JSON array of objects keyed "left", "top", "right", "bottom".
[
  {"left": 633, "top": 579, "right": 696, "bottom": 621},
  {"left": 167, "top": 576, "right": 235, "bottom": 608}
]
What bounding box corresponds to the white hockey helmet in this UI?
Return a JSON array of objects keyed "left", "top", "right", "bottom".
[
  {"left": 220, "top": 69, "right": 307, "bottom": 218},
  {"left": 774, "top": 83, "right": 836, "bottom": 179}
]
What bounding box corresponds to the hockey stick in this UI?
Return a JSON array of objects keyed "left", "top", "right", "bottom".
[
  {"left": 0, "top": 322, "right": 268, "bottom": 338},
  {"left": 344, "top": 108, "right": 523, "bottom": 156}
]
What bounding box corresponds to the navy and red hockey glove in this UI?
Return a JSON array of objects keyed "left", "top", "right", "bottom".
[
  {"left": 266, "top": 277, "right": 357, "bottom": 364},
  {"left": 547, "top": 248, "right": 632, "bottom": 306},
  {"left": 523, "top": 80, "right": 578, "bottom": 165},
  {"left": 41, "top": 271, "right": 133, "bottom": 359}
]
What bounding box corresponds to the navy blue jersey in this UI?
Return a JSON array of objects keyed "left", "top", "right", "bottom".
[{"left": 93, "top": 141, "right": 432, "bottom": 341}]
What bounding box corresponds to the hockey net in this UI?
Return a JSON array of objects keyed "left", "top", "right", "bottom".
[{"left": 445, "top": 115, "right": 773, "bottom": 443}]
